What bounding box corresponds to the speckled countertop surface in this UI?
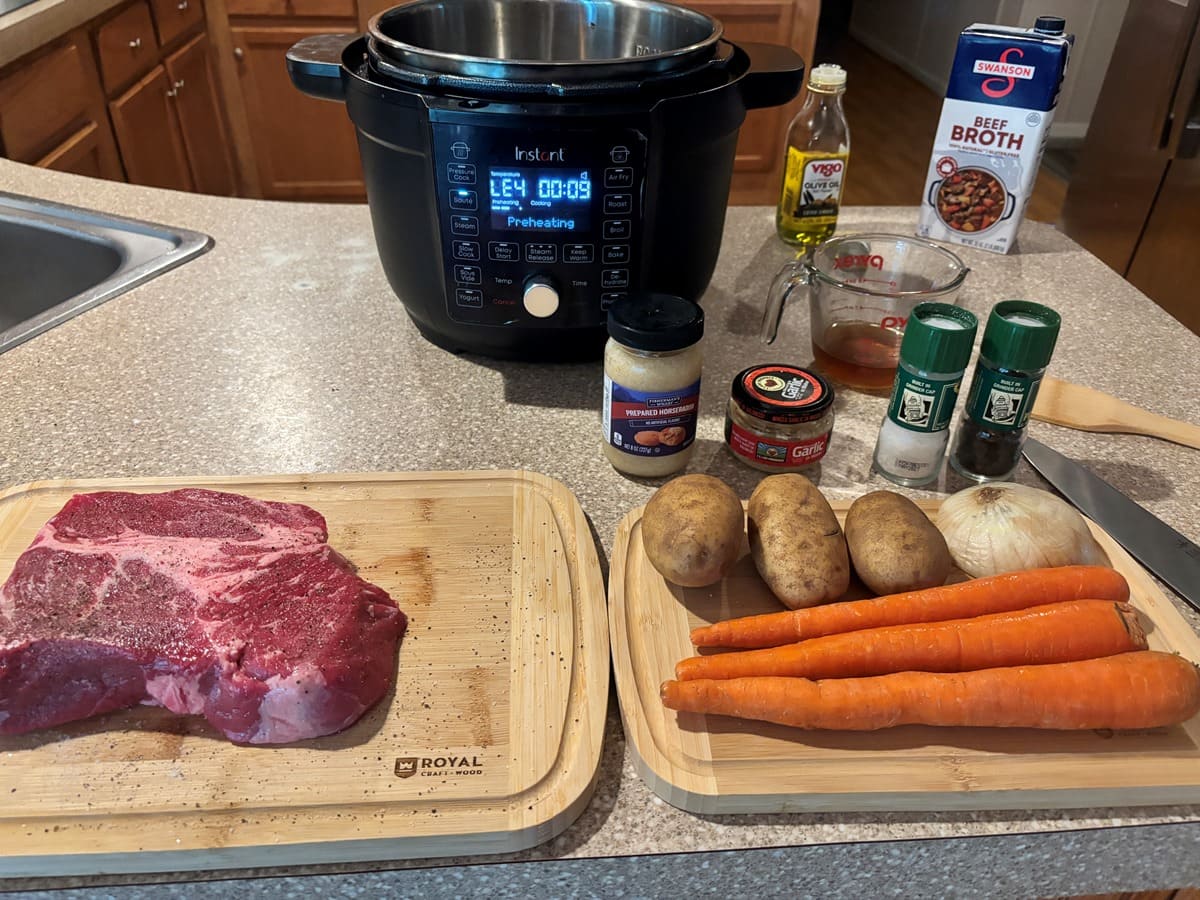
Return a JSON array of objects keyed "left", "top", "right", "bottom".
[{"left": 3, "top": 160, "right": 1200, "bottom": 896}]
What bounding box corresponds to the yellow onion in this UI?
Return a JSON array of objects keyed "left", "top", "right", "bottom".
[{"left": 936, "top": 482, "right": 1106, "bottom": 578}]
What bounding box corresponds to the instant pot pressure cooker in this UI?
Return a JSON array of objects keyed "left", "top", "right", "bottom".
[{"left": 288, "top": 0, "right": 805, "bottom": 360}]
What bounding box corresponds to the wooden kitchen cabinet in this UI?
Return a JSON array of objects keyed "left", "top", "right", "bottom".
[
  {"left": 95, "top": 0, "right": 160, "bottom": 94},
  {"left": 109, "top": 65, "right": 195, "bottom": 190},
  {"left": 0, "top": 36, "right": 124, "bottom": 180},
  {"left": 165, "top": 33, "right": 237, "bottom": 194},
  {"left": 684, "top": 0, "right": 818, "bottom": 205},
  {"left": 150, "top": 0, "right": 206, "bottom": 48},
  {"left": 230, "top": 25, "right": 365, "bottom": 200}
]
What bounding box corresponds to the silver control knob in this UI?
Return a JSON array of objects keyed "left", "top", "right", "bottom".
[{"left": 523, "top": 278, "right": 559, "bottom": 318}]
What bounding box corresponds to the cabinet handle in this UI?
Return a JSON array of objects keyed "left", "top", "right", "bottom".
[
  {"left": 177, "top": 0, "right": 188, "bottom": 7},
  {"left": 233, "top": 47, "right": 244, "bottom": 61},
  {"left": 166, "top": 78, "right": 185, "bottom": 97},
  {"left": 129, "top": 37, "right": 142, "bottom": 49}
]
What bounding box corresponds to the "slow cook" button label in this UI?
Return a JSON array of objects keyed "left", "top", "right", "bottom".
[
  {"left": 447, "top": 164, "right": 476, "bottom": 185},
  {"left": 452, "top": 241, "right": 480, "bottom": 261},
  {"left": 525, "top": 243, "right": 557, "bottom": 264}
]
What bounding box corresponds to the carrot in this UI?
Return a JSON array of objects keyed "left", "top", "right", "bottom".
[
  {"left": 675, "top": 599, "right": 1146, "bottom": 681},
  {"left": 689, "top": 565, "right": 1129, "bottom": 650},
  {"left": 660, "top": 651, "right": 1200, "bottom": 731}
]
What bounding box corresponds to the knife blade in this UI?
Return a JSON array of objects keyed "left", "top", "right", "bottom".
[{"left": 1022, "top": 437, "right": 1200, "bottom": 614}]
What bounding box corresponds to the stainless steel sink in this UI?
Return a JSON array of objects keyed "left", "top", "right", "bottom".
[{"left": 0, "top": 191, "right": 212, "bottom": 354}]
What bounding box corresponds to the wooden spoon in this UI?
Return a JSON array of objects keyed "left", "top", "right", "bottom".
[{"left": 1031, "top": 376, "right": 1200, "bottom": 450}]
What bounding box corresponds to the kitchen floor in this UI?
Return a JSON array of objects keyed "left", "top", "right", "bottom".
[{"left": 821, "top": 36, "right": 1069, "bottom": 224}]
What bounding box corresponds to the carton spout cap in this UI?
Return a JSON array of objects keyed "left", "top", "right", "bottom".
[{"left": 1034, "top": 15, "right": 1066, "bottom": 35}]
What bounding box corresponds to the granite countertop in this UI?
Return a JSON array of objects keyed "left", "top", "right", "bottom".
[
  {"left": 3, "top": 160, "right": 1200, "bottom": 897},
  {"left": 0, "top": 0, "right": 125, "bottom": 68}
]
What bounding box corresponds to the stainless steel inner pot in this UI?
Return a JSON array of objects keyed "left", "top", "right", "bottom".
[{"left": 367, "top": 0, "right": 724, "bottom": 82}]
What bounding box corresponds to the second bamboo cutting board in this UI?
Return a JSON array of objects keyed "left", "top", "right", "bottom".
[
  {"left": 0, "top": 471, "right": 608, "bottom": 877},
  {"left": 610, "top": 500, "right": 1200, "bottom": 814}
]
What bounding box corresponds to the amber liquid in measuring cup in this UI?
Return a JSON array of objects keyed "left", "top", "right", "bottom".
[{"left": 811, "top": 321, "right": 904, "bottom": 392}]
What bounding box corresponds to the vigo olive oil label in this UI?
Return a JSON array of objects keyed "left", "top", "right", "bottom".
[{"left": 780, "top": 150, "right": 847, "bottom": 225}]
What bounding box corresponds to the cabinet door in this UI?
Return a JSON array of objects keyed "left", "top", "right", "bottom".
[
  {"left": 165, "top": 33, "right": 237, "bottom": 195},
  {"left": 0, "top": 37, "right": 124, "bottom": 180},
  {"left": 109, "top": 65, "right": 195, "bottom": 191},
  {"left": 96, "top": 0, "right": 160, "bottom": 95},
  {"left": 149, "top": 0, "right": 205, "bottom": 48},
  {"left": 36, "top": 122, "right": 117, "bottom": 179},
  {"left": 231, "top": 26, "right": 365, "bottom": 201}
]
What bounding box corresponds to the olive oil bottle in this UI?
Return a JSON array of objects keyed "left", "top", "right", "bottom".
[{"left": 776, "top": 64, "right": 851, "bottom": 248}]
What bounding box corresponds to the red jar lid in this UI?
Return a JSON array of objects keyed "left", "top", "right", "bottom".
[{"left": 731, "top": 364, "right": 834, "bottom": 425}]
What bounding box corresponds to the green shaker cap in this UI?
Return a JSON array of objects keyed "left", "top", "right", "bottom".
[
  {"left": 899, "top": 302, "right": 978, "bottom": 373},
  {"left": 981, "top": 300, "right": 1061, "bottom": 372}
]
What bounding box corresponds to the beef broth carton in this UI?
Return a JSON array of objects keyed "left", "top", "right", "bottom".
[{"left": 918, "top": 17, "right": 1073, "bottom": 254}]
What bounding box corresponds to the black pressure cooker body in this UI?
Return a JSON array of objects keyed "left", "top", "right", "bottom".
[{"left": 289, "top": 2, "right": 805, "bottom": 361}]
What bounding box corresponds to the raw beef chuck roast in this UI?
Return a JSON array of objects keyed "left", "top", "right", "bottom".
[{"left": 0, "top": 488, "right": 406, "bottom": 743}]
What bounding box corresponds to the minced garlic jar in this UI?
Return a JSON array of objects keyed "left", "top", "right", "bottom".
[
  {"left": 725, "top": 364, "right": 835, "bottom": 472},
  {"left": 602, "top": 295, "right": 704, "bottom": 478}
]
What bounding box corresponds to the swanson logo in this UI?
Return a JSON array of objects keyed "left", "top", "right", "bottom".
[
  {"left": 974, "top": 48, "right": 1034, "bottom": 98},
  {"left": 394, "top": 755, "right": 485, "bottom": 778}
]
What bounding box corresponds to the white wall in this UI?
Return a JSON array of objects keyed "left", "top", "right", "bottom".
[{"left": 849, "top": 0, "right": 1130, "bottom": 145}]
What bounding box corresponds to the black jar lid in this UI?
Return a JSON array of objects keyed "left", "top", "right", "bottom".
[
  {"left": 607, "top": 293, "right": 704, "bottom": 351},
  {"left": 731, "top": 364, "right": 834, "bottom": 424}
]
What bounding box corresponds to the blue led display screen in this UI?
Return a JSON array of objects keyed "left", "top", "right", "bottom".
[{"left": 489, "top": 168, "right": 593, "bottom": 231}]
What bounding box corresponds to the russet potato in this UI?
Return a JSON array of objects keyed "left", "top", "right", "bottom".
[
  {"left": 748, "top": 474, "right": 849, "bottom": 609},
  {"left": 641, "top": 474, "right": 744, "bottom": 588},
  {"left": 845, "top": 490, "right": 952, "bottom": 595}
]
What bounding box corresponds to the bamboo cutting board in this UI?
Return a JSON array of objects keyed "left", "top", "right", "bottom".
[
  {"left": 0, "top": 471, "right": 608, "bottom": 877},
  {"left": 610, "top": 499, "right": 1200, "bottom": 814}
]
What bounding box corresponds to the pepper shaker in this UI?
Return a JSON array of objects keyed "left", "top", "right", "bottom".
[{"left": 949, "top": 300, "right": 1061, "bottom": 482}]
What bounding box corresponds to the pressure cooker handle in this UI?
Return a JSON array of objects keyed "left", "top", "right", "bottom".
[
  {"left": 286, "top": 34, "right": 357, "bottom": 102},
  {"left": 737, "top": 42, "right": 807, "bottom": 111}
]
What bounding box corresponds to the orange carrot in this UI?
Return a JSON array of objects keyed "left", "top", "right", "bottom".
[
  {"left": 661, "top": 651, "right": 1200, "bottom": 731},
  {"left": 675, "top": 599, "right": 1145, "bottom": 681},
  {"left": 690, "top": 565, "right": 1129, "bottom": 650}
]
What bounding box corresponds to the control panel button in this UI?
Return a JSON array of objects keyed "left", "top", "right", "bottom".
[
  {"left": 525, "top": 243, "right": 558, "bottom": 264},
  {"left": 452, "top": 241, "right": 480, "bottom": 261},
  {"left": 450, "top": 215, "right": 478, "bottom": 236},
  {"left": 454, "top": 265, "right": 481, "bottom": 285},
  {"left": 450, "top": 141, "right": 471, "bottom": 160},
  {"left": 601, "top": 292, "right": 626, "bottom": 310},
  {"left": 602, "top": 220, "right": 631, "bottom": 240},
  {"left": 603, "top": 194, "right": 632, "bottom": 215},
  {"left": 602, "top": 244, "right": 630, "bottom": 264},
  {"left": 609, "top": 146, "right": 630, "bottom": 163},
  {"left": 523, "top": 280, "right": 560, "bottom": 318},
  {"left": 447, "top": 163, "right": 476, "bottom": 185},
  {"left": 563, "top": 244, "right": 594, "bottom": 264},
  {"left": 604, "top": 167, "right": 634, "bottom": 189},
  {"left": 455, "top": 288, "right": 483, "bottom": 308},
  {"left": 602, "top": 269, "right": 630, "bottom": 289},
  {"left": 489, "top": 241, "right": 519, "bottom": 262},
  {"left": 449, "top": 189, "right": 477, "bottom": 211}
]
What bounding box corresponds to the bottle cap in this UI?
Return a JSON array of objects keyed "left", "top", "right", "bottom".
[
  {"left": 898, "top": 303, "right": 978, "bottom": 374},
  {"left": 607, "top": 293, "right": 704, "bottom": 352},
  {"left": 980, "top": 300, "right": 1061, "bottom": 372},
  {"left": 1034, "top": 15, "right": 1066, "bottom": 34},
  {"left": 809, "top": 64, "right": 847, "bottom": 89},
  {"left": 730, "top": 364, "right": 834, "bottom": 424}
]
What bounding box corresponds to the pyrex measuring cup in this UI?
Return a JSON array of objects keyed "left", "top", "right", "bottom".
[{"left": 761, "top": 233, "right": 969, "bottom": 391}]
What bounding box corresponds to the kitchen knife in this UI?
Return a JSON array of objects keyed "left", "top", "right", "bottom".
[{"left": 1022, "top": 437, "right": 1200, "bottom": 614}]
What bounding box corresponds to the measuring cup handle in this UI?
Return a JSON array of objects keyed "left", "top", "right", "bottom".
[{"left": 761, "top": 259, "right": 810, "bottom": 344}]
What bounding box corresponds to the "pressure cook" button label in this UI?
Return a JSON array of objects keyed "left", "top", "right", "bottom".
[{"left": 447, "top": 164, "right": 476, "bottom": 185}]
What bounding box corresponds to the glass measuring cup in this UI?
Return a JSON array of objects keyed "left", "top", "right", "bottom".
[{"left": 761, "top": 233, "right": 969, "bottom": 391}]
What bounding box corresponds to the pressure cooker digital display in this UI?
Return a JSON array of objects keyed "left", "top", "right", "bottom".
[
  {"left": 431, "top": 120, "right": 647, "bottom": 330},
  {"left": 487, "top": 168, "right": 593, "bottom": 232}
]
